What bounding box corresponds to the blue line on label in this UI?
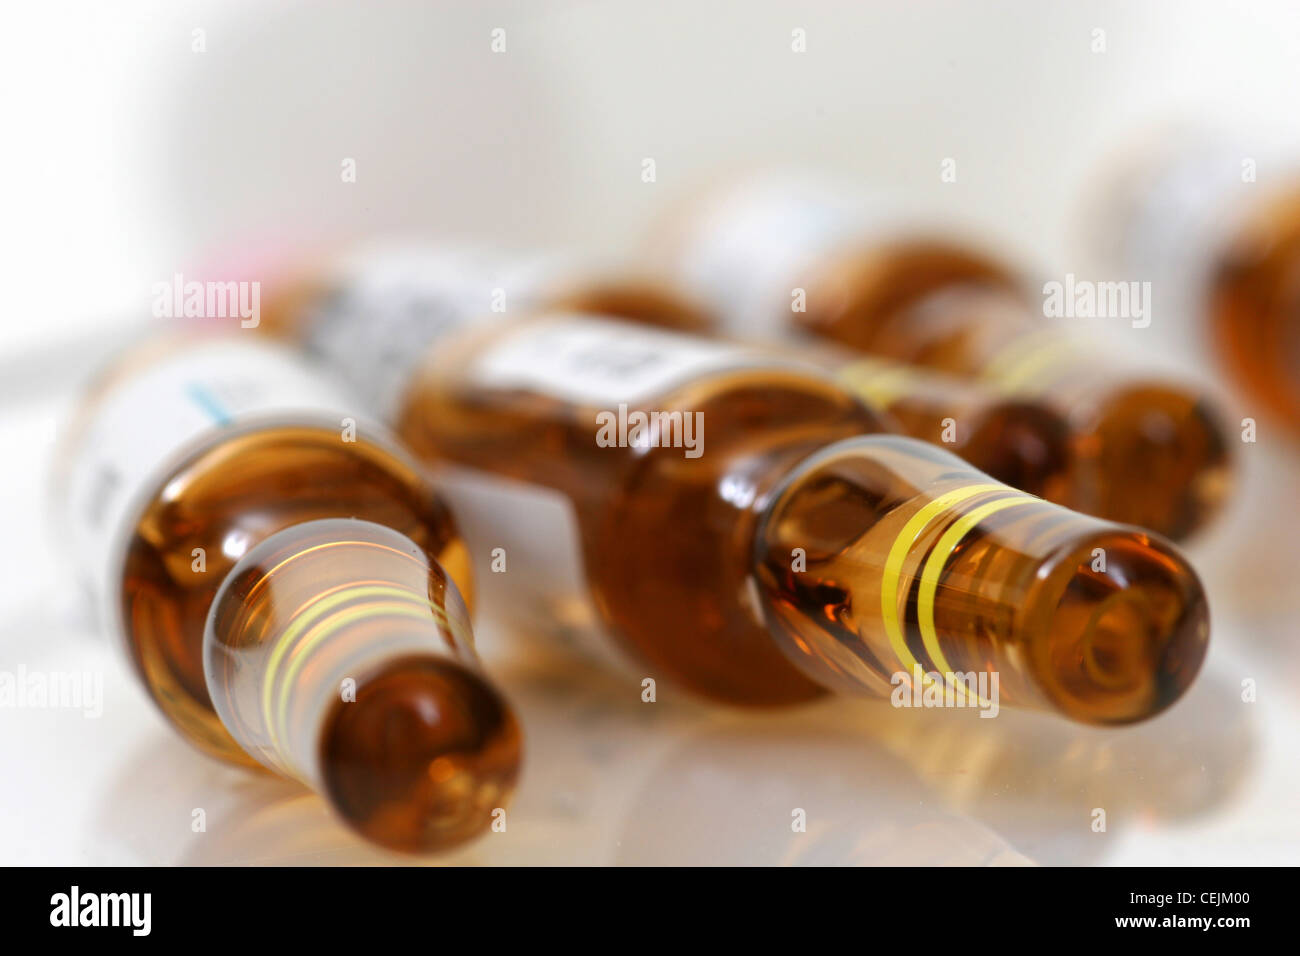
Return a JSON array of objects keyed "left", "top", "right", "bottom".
[{"left": 186, "top": 383, "right": 232, "bottom": 425}]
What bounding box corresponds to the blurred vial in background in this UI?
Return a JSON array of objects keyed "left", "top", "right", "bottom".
[
  {"left": 804, "top": 347, "right": 1074, "bottom": 503},
  {"left": 255, "top": 254, "right": 1211, "bottom": 726},
  {"left": 654, "top": 173, "right": 1234, "bottom": 541},
  {"left": 1079, "top": 124, "right": 1300, "bottom": 436},
  {"left": 255, "top": 240, "right": 1072, "bottom": 498}
]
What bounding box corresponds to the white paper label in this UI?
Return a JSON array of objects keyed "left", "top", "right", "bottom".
[
  {"left": 471, "top": 315, "right": 751, "bottom": 407},
  {"left": 61, "top": 339, "right": 352, "bottom": 622},
  {"left": 298, "top": 242, "right": 604, "bottom": 418},
  {"left": 300, "top": 243, "right": 510, "bottom": 419}
]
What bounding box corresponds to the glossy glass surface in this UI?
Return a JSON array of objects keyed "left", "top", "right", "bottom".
[{"left": 207, "top": 518, "right": 520, "bottom": 852}]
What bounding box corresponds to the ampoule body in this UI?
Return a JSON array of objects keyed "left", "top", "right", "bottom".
[
  {"left": 259, "top": 260, "right": 1210, "bottom": 725},
  {"left": 658, "top": 175, "right": 1234, "bottom": 540},
  {"left": 1081, "top": 129, "right": 1300, "bottom": 434},
  {"left": 258, "top": 242, "right": 1074, "bottom": 499},
  {"left": 56, "top": 334, "right": 520, "bottom": 851}
]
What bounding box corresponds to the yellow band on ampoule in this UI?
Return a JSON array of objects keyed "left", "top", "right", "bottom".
[
  {"left": 836, "top": 359, "right": 917, "bottom": 410},
  {"left": 270, "top": 593, "right": 454, "bottom": 765},
  {"left": 260, "top": 582, "right": 443, "bottom": 771},
  {"left": 917, "top": 494, "right": 1036, "bottom": 705},
  {"left": 980, "top": 331, "right": 1076, "bottom": 394},
  {"left": 880, "top": 482, "right": 1010, "bottom": 680}
]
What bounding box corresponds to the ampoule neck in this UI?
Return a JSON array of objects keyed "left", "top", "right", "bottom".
[{"left": 205, "top": 518, "right": 520, "bottom": 852}]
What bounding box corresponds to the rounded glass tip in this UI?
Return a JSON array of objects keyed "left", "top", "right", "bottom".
[
  {"left": 319, "top": 655, "right": 522, "bottom": 854},
  {"left": 1026, "top": 529, "right": 1210, "bottom": 725},
  {"left": 1083, "top": 382, "right": 1233, "bottom": 541}
]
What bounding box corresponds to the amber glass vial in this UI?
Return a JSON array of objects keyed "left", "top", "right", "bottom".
[
  {"left": 58, "top": 336, "right": 520, "bottom": 852},
  {"left": 766, "top": 344, "right": 1072, "bottom": 503},
  {"left": 663, "top": 184, "right": 1233, "bottom": 540},
  {"left": 841, "top": 283, "right": 1233, "bottom": 539},
  {"left": 1207, "top": 187, "right": 1300, "bottom": 431},
  {"left": 1082, "top": 133, "right": 1300, "bottom": 435},
  {"left": 258, "top": 242, "right": 714, "bottom": 344},
  {"left": 206, "top": 518, "right": 519, "bottom": 851},
  {"left": 390, "top": 313, "right": 1207, "bottom": 724},
  {"left": 259, "top": 244, "right": 1073, "bottom": 502}
]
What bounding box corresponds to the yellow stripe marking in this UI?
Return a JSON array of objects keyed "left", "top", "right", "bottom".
[
  {"left": 917, "top": 494, "right": 1036, "bottom": 704},
  {"left": 272, "top": 599, "right": 443, "bottom": 755},
  {"left": 980, "top": 332, "right": 1076, "bottom": 394},
  {"left": 881, "top": 483, "right": 1008, "bottom": 680},
  {"left": 836, "top": 359, "right": 917, "bottom": 409},
  {"left": 259, "top": 583, "right": 447, "bottom": 762}
]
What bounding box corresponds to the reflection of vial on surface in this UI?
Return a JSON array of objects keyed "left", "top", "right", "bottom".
[
  {"left": 614, "top": 721, "right": 1034, "bottom": 866},
  {"left": 261, "top": 261, "right": 1210, "bottom": 725},
  {"left": 1079, "top": 130, "right": 1300, "bottom": 434},
  {"left": 56, "top": 335, "right": 520, "bottom": 852},
  {"left": 658, "top": 176, "right": 1234, "bottom": 541}
]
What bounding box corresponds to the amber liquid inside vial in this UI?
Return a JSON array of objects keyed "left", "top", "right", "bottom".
[
  {"left": 794, "top": 244, "right": 1233, "bottom": 540},
  {"left": 1208, "top": 186, "right": 1300, "bottom": 431},
  {"left": 206, "top": 518, "right": 520, "bottom": 852},
  {"left": 117, "top": 420, "right": 518, "bottom": 852},
  {"left": 809, "top": 349, "right": 1073, "bottom": 502},
  {"left": 397, "top": 314, "right": 1207, "bottom": 723},
  {"left": 399, "top": 316, "right": 888, "bottom": 705},
  {"left": 120, "top": 422, "right": 473, "bottom": 760}
]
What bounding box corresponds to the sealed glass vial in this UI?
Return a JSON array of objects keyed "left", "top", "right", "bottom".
[
  {"left": 261, "top": 264, "right": 1210, "bottom": 724},
  {"left": 260, "top": 243, "right": 1072, "bottom": 500},
  {"left": 658, "top": 175, "right": 1234, "bottom": 540},
  {"left": 816, "top": 349, "right": 1074, "bottom": 503},
  {"left": 55, "top": 335, "right": 521, "bottom": 852},
  {"left": 1080, "top": 129, "right": 1300, "bottom": 433}
]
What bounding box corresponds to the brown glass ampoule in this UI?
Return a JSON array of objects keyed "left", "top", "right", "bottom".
[
  {"left": 257, "top": 250, "right": 1209, "bottom": 722},
  {"left": 662, "top": 178, "right": 1234, "bottom": 540},
  {"left": 57, "top": 335, "right": 520, "bottom": 852},
  {"left": 823, "top": 351, "right": 1074, "bottom": 502},
  {"left": 206, "top": 518, "right": 518, "bottom": 851},
  {"left": 754, "top": 435, "right": 1207, "bottom": 724},
  {"left": 849, "top": 283, "right": 1233, "bottom": 539},
  {"left": 1081, "top": 133, "right": 1300, "bottom": 435},
  {"left": 1209, "top": 187, "right": 1300, "bottom": 430},
  {"left": 387, "top": 313, "right": 1207, "bottom": 723},
  {"left": 258, "top": 240, "right": 1072, "bottom": 501}
]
